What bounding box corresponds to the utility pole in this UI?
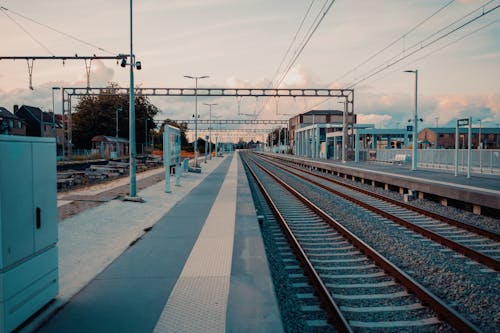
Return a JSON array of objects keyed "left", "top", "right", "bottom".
[{"left": 184, "top": 75, "right": 209, "bottom": 167}]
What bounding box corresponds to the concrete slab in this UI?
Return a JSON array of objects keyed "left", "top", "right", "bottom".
[{"left": 226, "top": 156, "right": 284, "bottom": 333}]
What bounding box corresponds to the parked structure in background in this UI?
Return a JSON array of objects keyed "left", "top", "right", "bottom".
[
  {"left": 288, "top": 110, "right": 356, "bottom": 146},
  {"left": 290, "top": 109, "right": 357, "bottom": 159},
  {"left": 419, "top": 127, "right": 500, "bottom": 149},
  {"left": 91, "top": 135, "right": 129, "bottom": 159},
  {"left": 0, "top": 107, "right": 26, "bottom": 135}
]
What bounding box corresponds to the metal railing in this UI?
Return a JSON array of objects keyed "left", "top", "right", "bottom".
[{"left": 359, "top": 148, "right": 500, "bottom": 175}]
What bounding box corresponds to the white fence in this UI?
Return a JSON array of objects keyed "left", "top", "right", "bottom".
[{"left": 360, "top": 149, "right": 500, "bottom": 175}]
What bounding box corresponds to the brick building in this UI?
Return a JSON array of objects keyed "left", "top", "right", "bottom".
[{"left": 418, "top": 127, "right": 500, "bottom": 149}]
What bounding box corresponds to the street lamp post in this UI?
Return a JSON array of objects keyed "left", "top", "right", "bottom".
[
  {"left": 124, "top": 0, "right": 142, "bottom": 199},
  {"left": 338, "top": 101, "right": 347, "bottom": 163},
  {"left": 116, "top": 106, "right": 122, "bottom": 138},
  {"left": 478, "top": 119, "right": 482, "bottom": 173},
  {"left": 184, "top": 75, "right": 209, "bottom": 167},
  {"left": 404, "top": 69, "right": 418, "bottom": 171},
  {"left": 203, "top": 103, "right": 217, "bottom": 160},
  {"left": 52, "top": 87, "right": 60, "bottom": 140}
]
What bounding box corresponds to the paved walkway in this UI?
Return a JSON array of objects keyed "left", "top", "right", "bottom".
[{"left": 28, "top": 152, "right": 282, "bottom": 333}]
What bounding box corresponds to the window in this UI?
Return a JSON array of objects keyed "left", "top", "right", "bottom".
[
  {"left": 17, "top": 121, "right": 22, "bottom": 128},
  {"left": 9, "top": 120, "right": 13, "bottom": 128}
]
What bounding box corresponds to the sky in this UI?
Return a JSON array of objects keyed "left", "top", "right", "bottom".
[{"left": 1, "top": 0, "right": 499, "bottom": 141}]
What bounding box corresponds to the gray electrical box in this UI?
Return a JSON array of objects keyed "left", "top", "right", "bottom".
[{"left": 0, "top": 135, "right": 58, "bottom": 333}]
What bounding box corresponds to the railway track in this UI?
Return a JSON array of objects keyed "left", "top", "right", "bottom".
[
  {"left": 242, "top": 153, "right": 479, "bottom": 332},
  {"left": 255, "top": 153, "right": 500, "bottom": 271}
]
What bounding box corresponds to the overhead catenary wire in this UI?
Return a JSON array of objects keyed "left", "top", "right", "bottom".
[
  {"left": 252, "top": 0, "right": 318, "bottom": 119},
  {"left": 0, "top": 6, "right": 116, "bottom": 55},
  {"left": 275, "top": 0, "right": 337, "bottom": 89},
  {"left": 333, "top": 0, "right": 457, "bottom": 84},
  {"left": 256, "top": 0, "right": 336, "bottom": 118},
  {"left": 346, "top": 1, "right": 499, "bottom": 88},
  {"left": 270, "top": 0, "right": 317, "bottom": 88},
  {"left": 306, "top": 13, "right": 499, "bottom": 112},
  {"left": 1, "top": 7, "right": 55, "bottom": 56}
]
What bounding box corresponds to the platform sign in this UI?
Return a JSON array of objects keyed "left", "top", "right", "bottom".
[
  {"left": 455, "top": 116, "right": 472, "bottom": 178},
  {"left": 163, "top": 125, "right": 181, "bottom": 193}
]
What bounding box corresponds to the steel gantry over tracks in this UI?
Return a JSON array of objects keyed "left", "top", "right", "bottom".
[
  {"left": 60, "top": 86, "right": 354, "bottom": 158},
  {"left": 158, "top": 119, "right": 289, "bottom": 125}
]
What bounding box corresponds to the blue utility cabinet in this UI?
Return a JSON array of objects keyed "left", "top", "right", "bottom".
[{"left": 0, "top": 135, "right": 58, "bottom": 333}]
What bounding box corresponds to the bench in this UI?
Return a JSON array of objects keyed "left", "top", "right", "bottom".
[{"left": 393, "top": 154, "right": 409, "bottom": 164}]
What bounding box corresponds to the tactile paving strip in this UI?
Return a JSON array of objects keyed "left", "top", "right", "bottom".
[{"left": 153, "top": 154, "right": 238, "bottom": 333}]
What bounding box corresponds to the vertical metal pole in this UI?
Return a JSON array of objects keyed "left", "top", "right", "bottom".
[
  {"left": 61, "top": 89, "right": 66, "bottom": 160},
  {"left": 412, "top": 70, "right": 418, "bottom": 171},
  {"left": 342, "top": 101, "right": 347, "bottom": 163},
  {"left": 285, "top": 125, "right": 288, "bottom": 154},
  {"left": 129, "top": 0, "right": 137, "bottom": 197},
  {"left": 204, "top": 135, "right": 208, "bottom": 163},
  {"left": 455, "top": 120, "right": 459, "bottom": 176},
  {"left": 278, "top": 127, "right": 281, "bottom": 154},
  {"left": 479, "top": 120, "right": 482, "bottom": 173},
  {"left": 51, "top": 88, "right": 56, "bottom": 137},
  {"left": 116, "top": 108, "right": 119, "bottom": 138},
  {"left": 355, "top": 130, "right": 360, "bottom": 162},
  {"left": 194, "top": 79, "right": 198, "bottom": 166},
  {"left": 164, "top": 126, "right": 171, "bottom": 193},
  {"left": 176, "top": 131, "right": 181, "bottom": 186},
  {"left": 40, "top": 108, "right": 44, "bottom": 137},
  {"left": 68, "top": 98, "right": 72, "bottom": 159},
  {"left": 209, "top": 105, "right": 212, "bottom": 159},
  {"left": 312, "top": 115, "right": 315, "bottom": 159},
  {"left": 467, "top": 116, "right": 471, "bottom": 178}
]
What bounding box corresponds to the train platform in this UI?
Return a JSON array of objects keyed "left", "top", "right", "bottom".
[
  {"left": 263, "top": 152, "right": 500, "bottom": 214},
  {"left": 22, "top": 152, "right": 283, "bottom": 333}
]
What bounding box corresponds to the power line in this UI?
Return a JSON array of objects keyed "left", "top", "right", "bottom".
[
  {"left": 0, "top": 6, "right": 116, "bottom": 55},
  {"left": 271, "top": 0, "right": 317, "bottom": 88},
  {"left": 333, "top": 0, "right": 456, "bottom": 84},
  {"left": 1, "top": 7, "right": 55, "bottom": 56},
  {"left": 412, "top": 17, "right": 499, "bottom": 64},
  {"left": 346, "top": 1, "right": 499, "bottom": 88},
  {"left": 256, "top": 0, "right": 336, "bottom": 117},
  {"left": 275, "top": 0, "right": 336, "bottom": 89}
]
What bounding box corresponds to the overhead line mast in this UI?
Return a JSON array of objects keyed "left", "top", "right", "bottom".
[{"left": 0, "top": 55, "right": 128, "bottom": 89}]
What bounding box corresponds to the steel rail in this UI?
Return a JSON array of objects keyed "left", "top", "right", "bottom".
[
  {"left": 247, "top": 154, "right": 481, "bottom": 332},
  {"left": 258, "top": 154, "right": 500, "bottom": 271},
  {"left": 264, "top": 154, "right": 500, "bottom": 242},
  {"left": 242, "top": 157, "right": 353, "bottom": 333}
]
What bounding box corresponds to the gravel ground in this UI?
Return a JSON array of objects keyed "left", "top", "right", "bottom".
[
  {"left": 261, "top": 159, "right": 500, "bottom": 332},
  {"left": 289, "top": 160, "right": 500, "bottom": 235}
]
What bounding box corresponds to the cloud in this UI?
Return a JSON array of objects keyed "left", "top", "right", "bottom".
[
  {"left": 355, "top": 91, "right": 500, "bottom": 128},
  {"left": 80, "top": 60, "right": 114, "bottom": 86},
  {"left": 358, "top": 114, "right": 392, "bottom": 128}
]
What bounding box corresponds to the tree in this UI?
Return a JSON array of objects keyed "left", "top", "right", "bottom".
[
  {"left": 152, "top": 119, "right": 189, "bottom": 150},
  {"left": 72, "top": 84, "right": 160, "bottom": 149}
]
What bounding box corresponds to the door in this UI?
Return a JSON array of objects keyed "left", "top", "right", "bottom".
[{"left": 32, "top": 141, "right": 58, "bottom": 252}]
